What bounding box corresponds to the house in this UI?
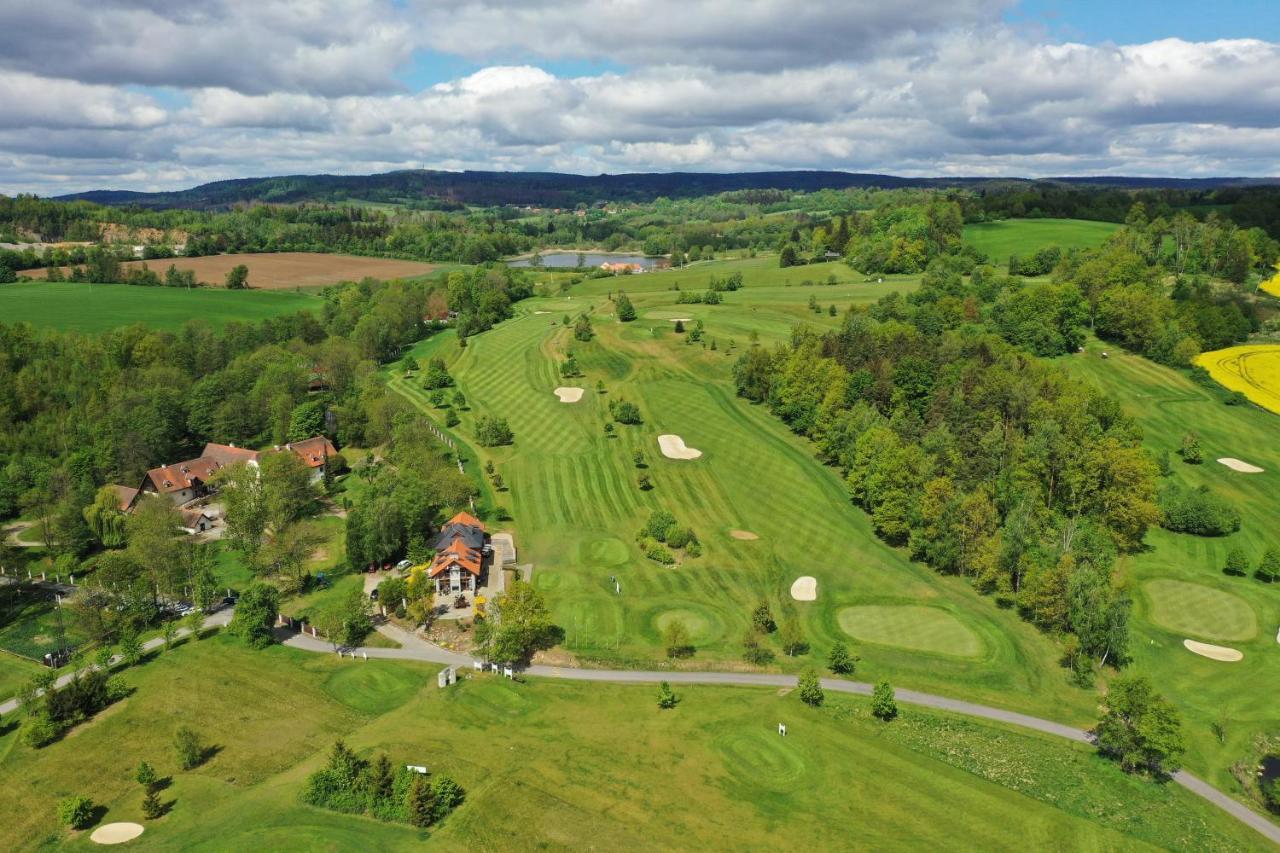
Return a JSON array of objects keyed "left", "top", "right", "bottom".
[
  {"left": 111, "top": 485, "right": 140, "bottom": 512},
  {"left": 134, "top": 435, "right": 336, "bottom": 507},
  {"left": 140, "top": 457, "right": 225, "bottom": 505},
  {"left": 428, "top": 511, "right": 488, "bottom": 595},
  {"left": 601, "top": 261, "right": 644, "bottom": 274},
  {"left": 281, "top": 436, "right": 338, "bottom": 483},
  {"left": 180, "top": 508, "right": 215, "bottom": 535}
]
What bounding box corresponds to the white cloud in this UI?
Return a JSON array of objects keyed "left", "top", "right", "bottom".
[{"left": 2, "top": 8, "right": 1280, "bottom": 194}]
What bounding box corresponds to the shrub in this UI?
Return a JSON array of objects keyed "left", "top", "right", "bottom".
[
  {"left": 142, "top": 788, "right": 163, "bottom": 819},
  {"left": 1159, "top": 485, "right": 1241, "bottom": 536},
  {"left": 135, "top": 761, "right": 157, "bottom": 787},
  {"left": 174, "top": 725, "right": 206, "bottom": 770},
  {"left": 57, "top": 795, "right": 94, "bottom": 830},
  {"left": 23, "top": 712, "right": 59, "bottom": 748},
  {"left": 616, "top": 292, "right": 636, "bottom": 321},
  {"left": 663, "top": 619, "right": 693, "bottom": 658},
  {"left": 1223, "top": 545, "right": 1249, "bottom": 577},
  {"left": 752, "top": 601, "right": 776, "bottom": 634},
  {"left": 657, "top": 681, "right": 678, "bottom": 709},
  {"left": 608, "top": 399, "right": 643, "bottom": 424},
  {"left": 228, "top": 583, "right": 280, "bottom": 648},
  {"left": 420, "top": 358, "right": 453, "bottom": 390},
  {"left": 1095, "top": 675, "right": 1185, "bottom": 775},
  {"left": 1179, "top": 432, "right": 1203, "bottom": 464},
  {"left": 742, "top": 630, "right": 774, "bottom": 665},
  {"left": 640, "top": 510, "right": 678, "bottom": 542},
  {"left": 1257, "top": 547, "right": 1280, "bottom": 583},
  {"left": 475, "top": 415, "right": 514, "bottom": 447},
  {"left": 641, "top": 539, "right": 675, "bottom": 564}
]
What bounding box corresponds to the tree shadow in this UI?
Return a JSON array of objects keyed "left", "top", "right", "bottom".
[
  {"left": 86, "top": 804, "right": 109, "bottom": 828},
  {"left": 199, "top": 744, "right": 223, "bottom": 766},
  {"left": 152, "top": 776, "right": 174, "bottom": 794}
]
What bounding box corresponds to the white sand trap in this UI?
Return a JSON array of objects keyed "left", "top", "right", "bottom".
[
  {"left": 554, "top": 387, "right": 584, "bottom": 403},
  {"left": 790, "top": 576, "right": 818, "bottom": 601},
  {"left": 1217, "top": 457, "right": 1264, "bottom": 473},
  {"left": 1183, "top": 639, "right": 1243, "bottom": 662},
  {"left": 729, "top": 529, "right": 759, "bottom": 540},
  {"left": 668, "top": 318, "right": 693, "bottom": 323},
  {"left": 658, "top": 434, "right": 702, "bottom": 460},
  {"left": 91, "top": 823, "right": 145, "bottom": 844}
]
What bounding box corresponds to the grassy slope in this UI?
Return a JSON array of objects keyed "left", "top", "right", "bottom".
[
  {"left": 0, "top": 281, "right": 320, "bottom": 333},
  {"left": 1057, "top": 338, "right": 1280, "bottom": 794},
  {"left": 0, "top": 636, "right": 1262, "bottom": 851},
  {"left": 963, "top": 218, "right": 1120, "bottom": 262},
  {"left": 393, "top": 257, "right": 1095, "bottom": 726}
]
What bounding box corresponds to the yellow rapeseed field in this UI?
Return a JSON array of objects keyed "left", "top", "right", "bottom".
[
  {"left": 1262, "top": 262, "right": 1280, "bottom": 297},
  {"left": 1195, "top": 344, "right": 1280, "bottom": 414}
]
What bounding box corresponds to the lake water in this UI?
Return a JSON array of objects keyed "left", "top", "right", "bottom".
[{"left": 507, "top": 252, "right": 666, "bottom": 269}]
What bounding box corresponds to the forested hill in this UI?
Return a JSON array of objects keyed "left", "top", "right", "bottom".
[{"left": 54, "top": 169, "right": 1280, "bottom": 211}]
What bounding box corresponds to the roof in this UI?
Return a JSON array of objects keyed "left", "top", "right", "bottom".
[
  {"left": 433, "top": 523, "right": 484, "bottom": 551},
  {"left": 447, "top": 511, "right": 485, "bottom": 530},
  {"left": 284, "top": 436, "right": 338, "bottom": 469},
  {"left": 180, "top": 508, "right": 212, "bottom": 527},
  {"left": 201, "top": 443, "right": 262, "bottom": 467},
  {"left": 111, "top": 485, "right": 139, "bottom": 512},
  {"left": 144, "top": 457, "right": 223, "bottom": 494},
  {"left": 428, "top": 538, "right": 483, "bottom": 577}
]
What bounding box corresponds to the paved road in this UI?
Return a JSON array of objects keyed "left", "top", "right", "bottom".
[{"left": 4, "top": 610, "right": 1277, "bottom": 846}]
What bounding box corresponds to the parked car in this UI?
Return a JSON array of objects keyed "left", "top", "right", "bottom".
[
  {"left": 370, "top": 588, "right": 380, "bottom": 601},
  {"left": 394, "top": 559, "right": 413, "bottom": 572}
]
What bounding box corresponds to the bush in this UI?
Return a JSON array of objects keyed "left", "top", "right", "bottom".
[
  {"left": 657, "top": 681, "right": 678, "bottom": 709},
  {"left": 663, "top": 619, "right": 693, "bottom": 658},
  {"left": 639, "top": 510, "right": 678, "bottom": 542},
  {"left": 1223, "top": 545, "right": 1249, "bottom": 576},
  {"left": 420, "top": 358, "right": 453, "bottom": 390},
  {"left": 1095, "top": 675, "right": 1185, "bottom": 775},
  {"left": 828, "top": 641, "right": 856, "bottom": 675},
  {"left": 475, "top": 415, "right": 514, "bottom": 447},
  {"left": 142, "top": 788, "right": 163, "bottom": 819},
  {"left": 742, "top": 630, "right": 774, "bottom": 665},
  {"left": 640, "top": 538, "right": 675, "bottom": 565},
  {"left": 608, "top": 399, "right": 643, "bottom": 425},
  {"left": 23, "top": 712, "right": 59, "bottom": 748},
  {"left": 1159, "top": 485, "right": 1241, "bottom": 536},
  {"left": 135, "top": 761, "right": 157, "bottom": 787},
  {"left": 1257, "top": 546, "right": 1280, "bottom": 583},
  {"left": 57, "top": 795, "right": 94, "bottom": 830}
]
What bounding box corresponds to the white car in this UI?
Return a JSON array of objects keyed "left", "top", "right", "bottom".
[{"left": 394, "top": 559, "right": 413, "bottom": 572}]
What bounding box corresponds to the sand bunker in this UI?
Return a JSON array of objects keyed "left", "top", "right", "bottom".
[
  {"left": 534, "top": 311, "right": 551, "bottom": 314},
  {"left": 729, "top": 530, "right": 759, "bottom": 540},
  {"left": 790, "top": 576, "right": 817, "bottom": 601},
  {"left": 1183, "top": 639, "right": 1244, "bottom": 662},
  {"left": 658, "top": 434, "right": 702, "bottom": 460},
  {"left": 91, "top": 823, "right": 145, "bottom": 845},
  {"left": 668, "top": 318, "right": 693, "bottom": 323},
  {"left": 554, "top": 387, "right": 584, "bottom": 403},
  {"left": 1217, "top": 457, "right": 1264, "bottom": 473}
]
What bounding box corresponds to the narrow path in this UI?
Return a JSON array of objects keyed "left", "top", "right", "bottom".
[{"left": 3, "top": 609, "right": 1277, "bottom": 845}]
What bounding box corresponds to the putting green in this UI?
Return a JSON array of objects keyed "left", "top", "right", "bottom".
[
  {"left": 714, "top": 728, "right": 812, "bottom": 793},
  {"left": 654, "top": 607, "right": 723, "bottom": 645},
  {"left": 323, "top": 663, "right": 424, "bottom": 714},
  {"left": 1144, "top": 579, "right": 1257, "bottom": 642},
  {"left": 579, "top": 536, "right": 631, "bottom": 567},
  {"left": 638, "top": 601, "right": 729, "bottom": 647},
  {"left": 837, "top": 605, "right": 984, "bottom": 658}
]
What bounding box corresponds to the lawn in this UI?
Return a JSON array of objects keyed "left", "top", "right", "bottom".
[
  {"left": 1057, "top": 337, "right": 1280, "bottom": 793},
  {"left": 386, "top": 258, "right": 1098, "bottom": 727},
  {"left": 0, "top": 636, "right": 1264, "bottom": 850},
  {"left": 0, "top": 281, "right": 321, "bottom": 333},
  {"left": 1195, "top": 344, "right": 1280, "bottom": 414},
  {"left": 963, "top": 218, "right": 1120, "bottom": 263}
]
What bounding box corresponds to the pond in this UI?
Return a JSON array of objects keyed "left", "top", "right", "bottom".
[
  {"left": 507, "top": 251, "right": 667, "bottom": 270},
  {"left": 1263, "top": 754, "right": 1280, "bottom": 785}
]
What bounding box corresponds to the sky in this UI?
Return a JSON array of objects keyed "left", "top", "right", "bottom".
[{"left": 1, "top": 0, "right": 1278, "bottom": 195}]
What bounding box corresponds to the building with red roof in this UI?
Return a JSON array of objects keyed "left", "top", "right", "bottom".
[{"left": 428, "top": 511, "right": 488, "bottom": 595}]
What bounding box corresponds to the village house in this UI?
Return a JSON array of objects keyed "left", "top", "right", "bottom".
[
  {"left": 427, "top": 511, "right": 489, "bottom": 595},
  {"left": 601, "top": 261, "right": 645, "bottom": 274},
  {"left": 129, "top": 435, "right": 338, "bottom": 507}
]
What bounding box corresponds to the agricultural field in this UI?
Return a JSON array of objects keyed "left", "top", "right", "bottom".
[
  {"left": 0, "top": 281, "right": 321, "bottom": 333},
  {"left": 0, "top": 635, "right": 1262, "bottom": 851},
  {"left": 391, "top": 258, "right": 1100, "bottom": 726},
  {"left": 1195, "top": 344, "right": 1280, "bottom": 414},
  {"left": 963, "top": 217, "right": 1119, "bottom": 262},
  {"left": 21, "top": 252, "right": 438, "bottom": 290},
  {"left": 1057, "top": 338, "right": 1280, "bottom": 793}
]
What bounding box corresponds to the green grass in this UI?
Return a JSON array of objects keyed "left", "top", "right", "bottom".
[
  {"left": 963, "top": 218, "right": 1120, "bottom": 262},
  {"left": 0, "top": 636, "right": 1264, "bottom": 850},
  {"left": 1142, "top": 579, "right": 1258, "bottom": 643},
  {"left": 0, "top": 652, "right": 42, "bottom": 703},
  {"left": 1056, "top": 337, "right": 1280, "bottom": 792},
  {"left": 836, "top": 604, "right": 986, "bottom": 658},
  {"left": 0, "top": 585, "right": 86, "bottom": 662},
  {"left": 0, "top": 281, "right": 321, "bottom": 333},
  {"left": 384, "top": 259, "right": 1100, "bottom": 729}
]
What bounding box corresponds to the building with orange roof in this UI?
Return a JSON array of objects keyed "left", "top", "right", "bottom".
[{"left": 428, "top": 511, "right": 489, "bottom": 595}]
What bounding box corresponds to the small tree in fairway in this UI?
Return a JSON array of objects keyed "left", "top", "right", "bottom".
[
  {"left": 657, "top": 681, "right": 678, "bottom": 709},
  {"left": 797, "top": 668, "right": 824, "bottom": 707},
  {"left": 871, "top": 680, "right": 897, "bottom": 721},
  {"left": 827, "top": 641, "right": 856, "bottom": 675},
  {"left": 1095, "top": 675, "right": 1185, "bottom": 776}
]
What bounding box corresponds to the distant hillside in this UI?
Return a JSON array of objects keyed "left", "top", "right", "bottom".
[{"left": 53, "top": 169, "right": 1280, "bottom": 211}]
